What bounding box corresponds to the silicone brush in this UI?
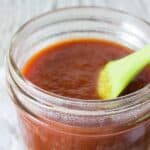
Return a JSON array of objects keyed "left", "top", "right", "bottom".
[{"left": 97, "top": 45, "right": 150, "bottom": 100}]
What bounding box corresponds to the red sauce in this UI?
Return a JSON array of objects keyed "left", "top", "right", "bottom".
[
  {"left": 21, "top": 39, "right": 150, "bottom": 150},
  {"left": 22, "top": 39, "right": 150, "bottom": 99}
]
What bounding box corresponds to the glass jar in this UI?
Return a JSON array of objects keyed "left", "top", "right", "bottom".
[{"left": 7, "top": 7, "right": 150, "bottom": 150}]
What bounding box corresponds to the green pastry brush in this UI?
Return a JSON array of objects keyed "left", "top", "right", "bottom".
[{"left": 97, "top": 45, "right": 150, "bottom": 100}]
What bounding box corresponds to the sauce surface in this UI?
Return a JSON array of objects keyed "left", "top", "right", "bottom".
[{"left": 23, "top": 39, "right": 150, "bottom": 100}]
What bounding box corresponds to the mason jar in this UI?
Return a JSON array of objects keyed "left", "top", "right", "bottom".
[{"left": 7, "top": 7, "right": 150, "bottom": 150}]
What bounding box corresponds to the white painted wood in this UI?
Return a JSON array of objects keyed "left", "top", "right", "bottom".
[{"left": 0, "top": 0, "right": 149, "bottom": 149}]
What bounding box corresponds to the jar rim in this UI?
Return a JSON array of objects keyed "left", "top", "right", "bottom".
[{"left": 8, "top": 6, "right": 150, "bottom": 113}]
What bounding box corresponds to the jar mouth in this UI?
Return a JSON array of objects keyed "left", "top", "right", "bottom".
[{"left": 8, "top": 6, "right": 150, "bottom": 112}]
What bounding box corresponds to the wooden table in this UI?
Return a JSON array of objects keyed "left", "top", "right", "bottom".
[{"left": 0, "top": 0, "right": 150, "bottom": 149}]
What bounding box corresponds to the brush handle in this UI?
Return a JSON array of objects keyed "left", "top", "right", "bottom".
[{"left": 118, "top": 45, "right": 150, "bottom": 73}]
